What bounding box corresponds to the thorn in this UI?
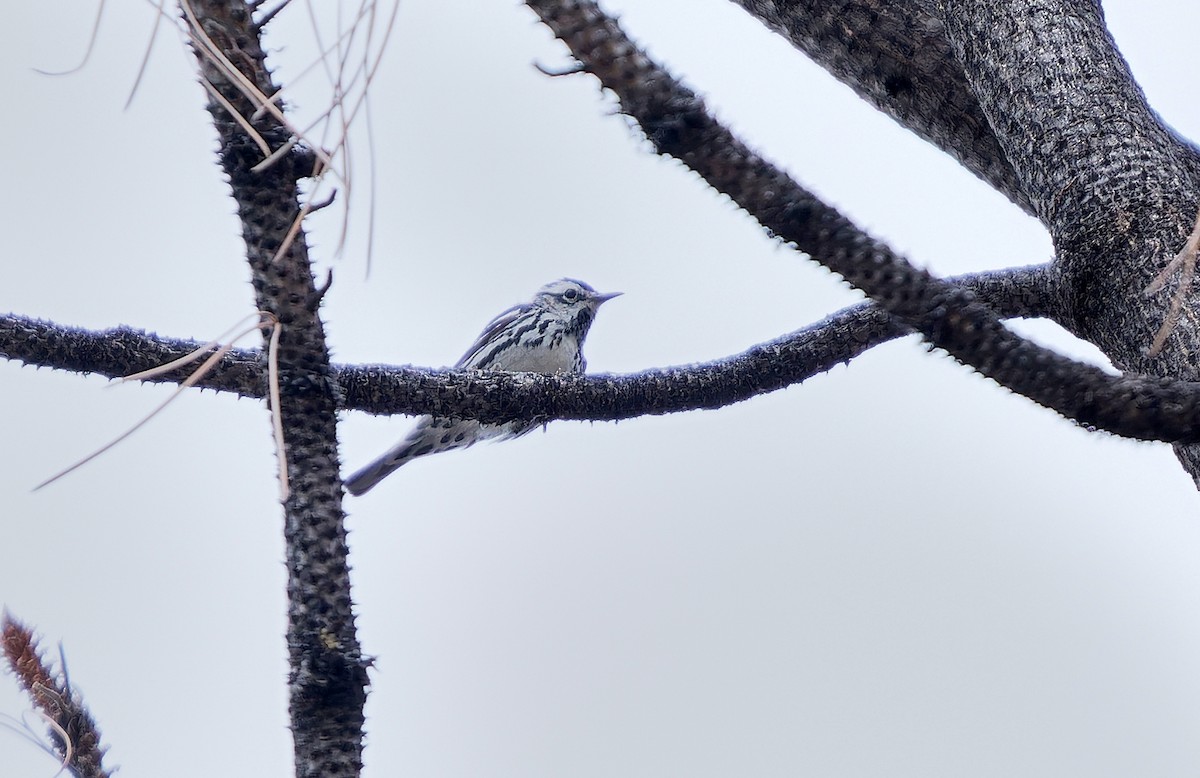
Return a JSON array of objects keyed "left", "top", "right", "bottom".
[
  {"left": 254, "top": 0, "right": 289, "bottom": 27},
  {"left": 307, "top": 189, "right": 337, "bottom": 214},
  {"left": 311, "top": 269, "right": 334, "bottom": 307},
  {"left": 534, "top": 60, "right": 587, "bottom": 78}
]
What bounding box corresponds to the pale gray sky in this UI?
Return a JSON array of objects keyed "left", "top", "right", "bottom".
[{"left": 5, "top": 2, "right": 1200, "bottom": 776}]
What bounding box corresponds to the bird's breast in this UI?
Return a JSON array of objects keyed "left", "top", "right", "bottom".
[{"left": 493, "top": 333, "right": 582, "bottom": 372}]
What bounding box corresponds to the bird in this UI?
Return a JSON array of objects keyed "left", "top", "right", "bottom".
[{"left": 344, "top": 278, "right": 621, "bottom": 495}]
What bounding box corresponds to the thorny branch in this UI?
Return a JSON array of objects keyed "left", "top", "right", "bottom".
[
  {"left": 521, "top": 0, "right": 1200, "bottom": 443},
  {"left": 184, "top": 2, "right": 366, "bottom": 777},
  {"left": 0, "top": 263, "right": 1056, "bottom": 424},
  {"left": 2, "top": 614, "right": 111, "bottom": 778}
]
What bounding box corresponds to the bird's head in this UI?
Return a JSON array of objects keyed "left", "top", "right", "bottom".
[{"left": 533, "top": 278, "right": 622, "bottom": 320}]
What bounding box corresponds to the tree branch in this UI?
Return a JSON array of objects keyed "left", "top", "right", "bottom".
[
  {"left": 935, "top": 0, "right": 1200, "bottom": 361},
  {"left": 937, "top": 0, "right": 1194, "bottom": 236},
  {"left": 183, "top": 2, "right": 366, "bottom": 776},
  {"left": 0, "top": 263, "right": 1057, "bottom": 423},
  {"left": 934, "top": 0, "right": 1200, "bottom": 483},
  {"left": 2, "top": 614, "right": 111, "bottom": 778},
  {"left": 522, "top": 0, "right": 1200, "bottom": 443},
  {"left": 728, "top": 0, "right": 1034, "bottom": 214},
  {"left": 339, "top": 264, "right": 1062, "bottom": 420},
  {"left": 0, "top": 315, "right": 266, "bottom": 395}
]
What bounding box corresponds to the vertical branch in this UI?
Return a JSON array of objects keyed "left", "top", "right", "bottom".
[{"left": 183, "top": 3, "right": 367, "bottom": 777}]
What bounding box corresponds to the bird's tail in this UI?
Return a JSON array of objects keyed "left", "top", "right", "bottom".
[
  {"left": 343, "top": 445, "right": 410, "bottom": 496},
  {"left": 343, "top": 421, "right": 433, "bottom": 495},
  {"left": 343, "top": 417, "right": 492, "bottom": 496}
]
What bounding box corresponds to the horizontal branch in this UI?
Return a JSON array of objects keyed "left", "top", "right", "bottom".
[
  {"left": 0, "top": 263, "right": 1057, "bottom": 423},
  {"left": 0, "top": 316, "right": 265, "bottom": 393},
  {"left": 342, "top": 265, "right": 1057, "bottom": 421}
]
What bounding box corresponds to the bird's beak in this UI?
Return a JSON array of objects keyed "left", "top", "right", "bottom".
[{"left": 594, "top": 291, "right": 623, "bottom": 304}]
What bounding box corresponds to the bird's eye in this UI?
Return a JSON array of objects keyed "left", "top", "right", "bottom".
[{"left": 562, "top": 288, "right": 579, "bottom": 302}]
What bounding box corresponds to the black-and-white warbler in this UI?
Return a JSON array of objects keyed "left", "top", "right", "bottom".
[{"left": 344, "top": 278, "right": 621, "bottom": 495}]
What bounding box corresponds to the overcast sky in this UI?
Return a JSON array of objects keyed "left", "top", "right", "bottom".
[{"left": 5, "top": 2, "right": 1200, "bottom": 776}]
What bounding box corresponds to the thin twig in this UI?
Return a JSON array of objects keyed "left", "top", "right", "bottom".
[
  {"left": 33, "top": 313, "right": 278, "bottom": 490},
  {"left": 1144, "top": 205, "right": 1200, "bottom": 356}
]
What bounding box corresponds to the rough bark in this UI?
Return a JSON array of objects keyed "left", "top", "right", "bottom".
[
  {"left": 523, "top": 0, "right": 1200, "bottom": 444},
  {"left": 730, "top": 0, "right": 1034, "bottom": 213},
  {"left": 935, "top": 0, "right": 1200, "bottom": 481},
  {"left": 186, "top": 3, "right": 367, "bottom": 776},
  {"left": 0, "top": 264, "right": 1057, "bottom": 421},
  {"left": 728, "top": 0, "right": 1200, "bottom": 482}
]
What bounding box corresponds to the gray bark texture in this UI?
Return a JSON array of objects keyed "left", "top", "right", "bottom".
[
  {"left": 731, "top": 0, "right": 1200, "bottom": 482},
  {"left": 524, "top": 0, "right": 1200, "bottom": 451}
]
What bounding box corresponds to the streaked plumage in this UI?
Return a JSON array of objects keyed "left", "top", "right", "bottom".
[{"left": 344, "top": 278, "right": 620, "bottom": 495}]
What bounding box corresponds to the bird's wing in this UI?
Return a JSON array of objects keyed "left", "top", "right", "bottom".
[{"left": 454, "top": 303, "right": 528, "bottom": 368}]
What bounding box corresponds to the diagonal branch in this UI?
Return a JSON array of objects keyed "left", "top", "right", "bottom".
[
  {"left": 932, "top": 0, "right": 1200, "bottom": 484},
  {"left": 933, "top": 0, "right": 1200, "bottom": 362},
  {"left": 522, "top": 0, "right": 1200, "bottom": 443},
  {"left": 935, "top": 0, "right": 1194, "bottom": 237},
  {"left": 0, "top": 264, "right": 1057, "bottom": 423},
  {"left": 728, "top": 0, "right": 1034, "bottom": 214},
  {"left": 2, "top": 614, "right": 111, "bottom": 778}
]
